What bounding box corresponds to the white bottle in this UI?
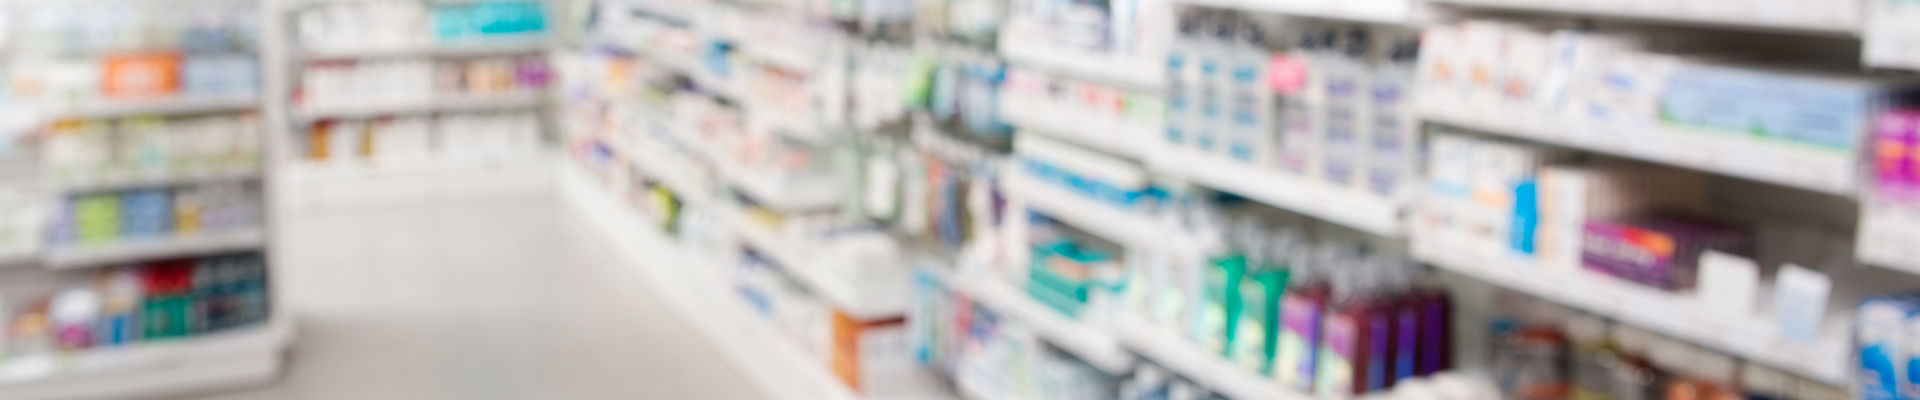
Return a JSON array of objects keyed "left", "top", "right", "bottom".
[{"left": 1224, "top": 20, "right": 1270, "bottom": 164}]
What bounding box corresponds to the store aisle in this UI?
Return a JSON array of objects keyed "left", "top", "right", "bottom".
[{"left": 191, "top": 190, "right": 768, "bottom": 400}]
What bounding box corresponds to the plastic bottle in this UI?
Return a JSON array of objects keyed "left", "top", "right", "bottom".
[{"left": 1273, "top": 241, "right": 1332, "bottom": 391}]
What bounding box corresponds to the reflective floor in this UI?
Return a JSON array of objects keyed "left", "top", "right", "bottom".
[{"left": 191, "top": 188, "right": 766, "bottom": 400}]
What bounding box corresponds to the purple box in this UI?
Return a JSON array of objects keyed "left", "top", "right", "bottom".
[{"left": 1579, "top": 216, "right": 1754, "bottom": 291}]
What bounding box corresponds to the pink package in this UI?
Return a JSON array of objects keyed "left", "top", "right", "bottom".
[{"left": 1875, "top": 110, "right": 1920, "bottom": 202}]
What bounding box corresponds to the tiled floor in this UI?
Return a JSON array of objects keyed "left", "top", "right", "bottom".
[{"left": 191, "top": 185, "right": 766, "bottom": 400}]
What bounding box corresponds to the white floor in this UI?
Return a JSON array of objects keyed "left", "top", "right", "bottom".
[{"left": 190, "top": 185, "right": 769, "bottom": 399}]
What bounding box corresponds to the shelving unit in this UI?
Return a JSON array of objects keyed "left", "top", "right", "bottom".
[
  {"left": 0, "top": 317, "right": 294, "bottom": 400},
  {"left": 298, "top": 38, "right": 553, "bottom": 60},
  {"left": 1174, "top": 0, "right": 1416, "bottom": 24},
  {"left": 1151, "top": 149, "right": 1405, "bottom": 236},
  {"left": 728, "top": 210, "right": 908, "bottom": 320},
  {"left": 0, "top": 0, "right": 292, "bottom": 395},
  {"left": 1417, "top": 100, "right": 1860, "bottom": 196},
  {"left": 1412, "top": 240, "right": 1850, "bottom": 384},
  {"left": 1002, "top": 173, "right": 1160, "bottom": 247}
]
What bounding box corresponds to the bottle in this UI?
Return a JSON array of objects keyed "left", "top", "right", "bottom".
[
  {"left": 1191, "top": 14, "right": 1229, "bottom": 154},
  {"left": 1273, "top": 241, "right": 1332, "bottom": 391},
  {"left": 1320, "top": 28, "right": 1369, "bottom": 189},
  {"left": 1165, "top": 13, "right": 1198, "bottom": 148},
  {"left": 1274, "top": 27, "right": 1327, "bottom": 178},
  {"left": 1224, "top": 19, "right": 1270, "bottom": 164}
]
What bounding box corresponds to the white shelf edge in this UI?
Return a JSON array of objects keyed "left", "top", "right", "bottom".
[
  {"left": 44, "top": 95, "right": 260, "bottom": 119},
  {"left": 0, "top": 317, "right": 292, "bottom": 399},
  {"left": 45, "top": 227, "right": 268, "bottom": 269},
  {"left": 1116, "top": 314, "right": 1306, "bottom": 400},
  {"left": 286, "top": 153, "right": 550, "bottom": 182},
  {"left": 952, "top": 277, "right": 1135, "bottom": 374},
  {"left": 1004, "top": 173, "right": 1158, "bottom": 247},
  {"left": 1154, "top": 149, "right": 1404, "bottom": 236},
  {"left": 1175, "top": 0, "right": 1416, "bottom": 24},
  {"left": 1413, "top": 240, "right": 1850, "bottom": 385},
  {"left": 294, "top": 93, "right": 542, "bottom": 123},
  {"left": 1428, "top": 0, "right": 1858, "bottom": 35},
  {"left": 1417, "top": 99, "right": 1858, "bottom": 196},
  {"left": 299, "top": 37, "right": 552, "bottom": 60},
  {"left": 54, "top": 167, "right": 263, "bottom": 194},
  {"left": 726, "top": 209, "right": 907, "bottom": 320}
]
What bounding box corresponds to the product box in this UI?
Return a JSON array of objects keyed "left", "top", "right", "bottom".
[
  {"left": 103, "top": 53, "right": 182, "bottom": 98},
  {"left": 1579, "top": 216, "right": 1754, "bottom": 291},
  {"left": 1877, "top": 110, "right": 1920, "bottom": 202}
]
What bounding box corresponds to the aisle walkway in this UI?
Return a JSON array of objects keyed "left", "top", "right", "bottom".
[{"left": 193, "top": 189, "right": 767, "bottom": 399}]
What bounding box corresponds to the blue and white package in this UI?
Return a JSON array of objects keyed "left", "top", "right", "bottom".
[{"left": 1860, "top": 295, "right": 1917, "bottom": 400}]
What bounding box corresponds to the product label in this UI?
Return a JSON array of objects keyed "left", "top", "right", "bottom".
[
  {"left": 1268, "top": 55, "right": 1309, "bottom": 95},
  {"left": 1315, "top": 313, "right": 1359, "bottom": 397},
  {"left": 1276, "top": 295, "right": 1323, "bottom": 390}
]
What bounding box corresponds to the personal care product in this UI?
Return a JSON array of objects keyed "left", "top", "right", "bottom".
[
  {"left": 1859, "top": 295, "right": 1913, "bottom": 400},
  {"left": 1579, "top": 216, "right": 1754, "bottom": 291}
]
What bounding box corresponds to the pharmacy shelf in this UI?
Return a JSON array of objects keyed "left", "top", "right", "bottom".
[
  {"left": 45, "top": 95, "right": 259, "bottom": 119},
  {"left": 44, "top": 227, "right": 267, "bottom": 269},
  {"left": 54, "top": 166, "right": 262, "bottom": 194},
  {"left": 1003, "top": 173, "right": 1160, "bottom": 247},
  {"left": 1153, "top": 149, "right": 1403, "bottom": 237},
  {"left": 0, "top": 317, "right": 292, "bottom": 400},
  {"left": 1116, "top": 314, "right": 1304, "bottom": 400},
  {"left": 594, "top": 34, "right": 744, "bottom": 101},
  {"left": 293, "top": 93, "right": 543, "bottom": 123},
  {"left": 726, "top": 209, "right": 907, "bottom": 320},
  {"left": 1426, "top": 0, "right": 1858, "bottom": 36},
  {"left": 998, "top": 20, "right": 1164, "bottom": 91},
  {"left": 999, "top": 101, "right": 1152, "bottom": 160},
  {"left": 951, "top": 276, "right": 1135, "bottom": 373},
  {"left": 1412, "top": 241, "right": 1850, "bottom": 385},
  {"left": 607, "top": 135, "right": 717, "bottom": 205},
  {"left": 299, "top": 37, "right": 552, "bottom": 60},
  {"left": 562, "top": 165, "right": 949, "bottom": 400},
  {"left": 1418, "top": 100, "right": 1858, "bottom": 196},
  {"left": 1174, "top": 0, "right": 1414, "bottom": 24}
]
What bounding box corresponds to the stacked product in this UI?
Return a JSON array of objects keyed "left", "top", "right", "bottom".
[
  {"left": 299, "top": 55, "right": 553, "bottom": 111},
  {"left": 41, "top": 115, "right": 265, "bottom": 181},
  {"left": 3, "top": 252, "right": 271, "bottom": 356},
  {"left": 296, "top": 0, "right": 548, "bottom": 51},
  {"left": 1126, "top": 197, "right": 1453, "bottom": 397},
  {"left": 8, "top": 0, "right": 258, "bottom": 56},
  {"left": 51, "top": 183, "right": 260, "bottom": 245},
  {"left": 1417, "top": 20, "right": 1920, "bottom": 175},
  {"left": 1015, "top": 134, "right": 1163, "bottom": 212},
  {"left": 1488, "top": 291, "right": 1849, "bottom": 400},
  {"left": 8, "top": 53, "right": 259, "bottom": 104},
  {"left": 304, "top": 112, "right": 544, "bottom": 163},
  {"left": 1164, "top": 11, "right": 1421, "bottom": 201}
]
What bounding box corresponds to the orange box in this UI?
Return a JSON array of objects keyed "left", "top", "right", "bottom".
[{"left": 102, "top": 53, "right": 181, "bottom": 98}]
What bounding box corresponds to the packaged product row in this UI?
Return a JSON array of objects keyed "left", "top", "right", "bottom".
[
  {"left": 909, "top": 268, "right": 1123, "bottom": 400},
  {"left": 6, "top": 0, "right": 260, "bottom": 56},
  {"left": 915, "top": 0, "right": 1005, "bottom": 46},
  {"left": 1165, "top": 11, "right": 1421, "bottom": 203},
  {"left": 1114, "top": 198, "right": 1454, "bottom": 397},
  {"left": 9, "top": 53, "right": 259, "bottom": 102},
  {"left": 910, "top": 54, "right": 1014, "bottom": 143},
  {"left": 1000, "top": 67, "right": 1163, "bottom": 156},
  {"left": 295, "top": 0, "right": 549, "bottom": 51},
  {"left": 303, "top": 112, "right": 545, "bottom": 164},
  {"left": 0, "top": 252, "right": 271, "bottom": 360},
  {"left": 1490, "top": 290, "right": 1850, "bottom": 400},
  {"left": 52, "top": 183, "right": 260, "bottom": 246},
  {"left": 41, "top": 114, "right": 264, "bottom": 182},
  {"left": 1426, "top": 0, "right": 1860, "bottom": 30},
  {"left": 1416, "top": 19, "right": 1918, "bottom": 193},
  {"left": 299, "top": 56, "right": 553, "bottom": 110}
]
